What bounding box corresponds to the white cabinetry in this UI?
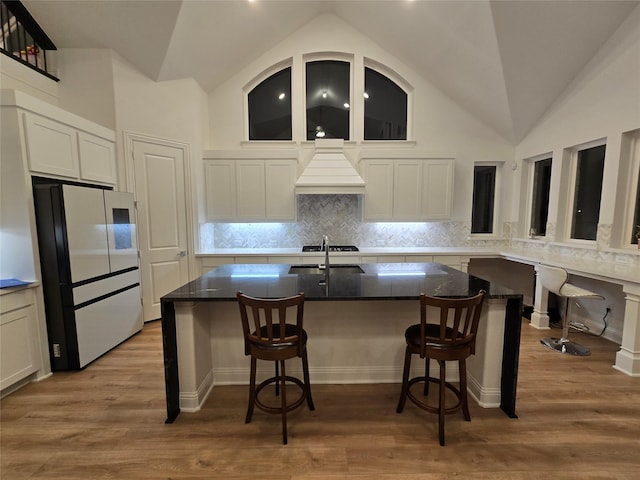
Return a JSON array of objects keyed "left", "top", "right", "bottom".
[
  {"left": 204, "top": 151, "right": 297, "bottom": 222},
  {"left": 8, "top": 91, "right": 118, "bottom": 185},
  {"left": 1, "top": 288, "right": 41, "bottom": 392},
  {"left": 77, "top": 131, "right": 117, "bottom": 184},
  {"left": 24, "top": 113, "right": 79, "bottom": 178},
  {"left": 362, "top": 158, "right": 454, "bottom": 221}
]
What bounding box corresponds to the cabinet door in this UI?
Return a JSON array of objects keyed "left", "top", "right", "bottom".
[
  {"left": 363, "top": 160, "right": 394, "bottom": 220},
  {"left": 205, "top": 160, "right": 236, "bottom": 220},
  {"left": 265, "top": 160, "right": 296, "bottom": 220},
  {"left": 78, "top": 131, "right": 117, "bottom": 184},
  {"left": 0, "top": 290, "right": 40, "bottom": 390},
  {"left": 394, "top": 160, "right": 422, "bottom": 220},
  {"left": 422, "top": 159, "right": 453, "bottom": 219},
  {"left": 236, "top": 160, "right": 266, "bottom": 219},
  {"left": 24, "top": 113, "right": 79, "bottom": 178}
]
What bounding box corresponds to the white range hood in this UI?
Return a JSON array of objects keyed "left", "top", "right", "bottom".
[{"left": 295, "top": 139, "right": 365, "bottom": 195}]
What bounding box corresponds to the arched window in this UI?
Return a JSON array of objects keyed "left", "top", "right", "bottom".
[
  {"left": 364, "top": 67, "right": 407, "bottom": 140},
  {"left": 247, "top": 67, "right": 292, "bottom": 140}
]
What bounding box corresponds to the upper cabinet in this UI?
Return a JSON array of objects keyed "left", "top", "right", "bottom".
[
  {"left": 2, "top": 90, "right": 117, "bottom": 186},
  {"left": 362, "top": 157, "right": 454, "bottom": 221},
  {"left": 204, "top": 150, "right": 298, "bottom": 222}
]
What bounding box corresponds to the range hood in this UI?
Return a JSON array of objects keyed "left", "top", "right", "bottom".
[{"left": 295, "top": 139, "right": 365, "bottom": 195}]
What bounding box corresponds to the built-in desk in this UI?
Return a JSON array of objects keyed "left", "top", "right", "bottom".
[
  {"left": 160, "top": 262, "right": 523, "bottom": 424},
  {"left": 501, "top": 251, "right": 640, "bottom": 376}
]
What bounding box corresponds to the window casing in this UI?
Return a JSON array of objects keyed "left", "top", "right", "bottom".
[
  {"left": 568, "top": 142, "right": 606, "bottom": 241},
  {"left": 529, "top": 157, "right": 552, "bottom": 237},
  {"left": 471, "top": 164, "right": 500, "bottom": 235}
]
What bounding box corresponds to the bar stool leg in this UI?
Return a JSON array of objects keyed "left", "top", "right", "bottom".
[{"left": 541, "top": 298, "right": 591, "bottom": 356}]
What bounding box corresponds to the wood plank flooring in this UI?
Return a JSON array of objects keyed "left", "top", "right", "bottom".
[{"left": 2, "top": 318, "right": 640, "bottom": 479}]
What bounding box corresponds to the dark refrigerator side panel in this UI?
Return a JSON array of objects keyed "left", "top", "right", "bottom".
[{"left": 33, "top": 183, "right": 80, "bottom": 370}]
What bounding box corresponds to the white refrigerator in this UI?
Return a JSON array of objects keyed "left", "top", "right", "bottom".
[{"left": 33, "top": 181, "right": 143, "bottom": 370}]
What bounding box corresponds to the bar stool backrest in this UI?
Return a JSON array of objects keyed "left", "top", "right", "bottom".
[
  {"left": 237, "top": 292, "right": 305, "bottom": 356},
  {"left": 537, "top": 264, "right": 569, "bottom": 296}
]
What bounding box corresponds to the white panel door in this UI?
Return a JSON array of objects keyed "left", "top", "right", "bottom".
[
  {"left": 62, "top": 185, "right": 110, "bottom": 282},
  {"left": 133, "top": 140, "right": 189, "bottom": 321}
]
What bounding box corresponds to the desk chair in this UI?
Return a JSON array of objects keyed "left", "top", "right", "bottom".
[
  {"left": 396, "top": 291, "right": 486, "bottom": 446},
  {"left": 237, "top": 291, "right": 315, "bottom": 444},
  {"left": 537, "top": 264, "right": 604, "bottom": 356}
]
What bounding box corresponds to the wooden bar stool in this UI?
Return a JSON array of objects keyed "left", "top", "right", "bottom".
[
  {"left": 396, "top": 291, "right": 486, "bottom": 446},
  {"left": 236, "top": 291, "right": 315, "bottom": 444},
  {"left": 537, "top": 264, "right": 604, "bottom": 356}
]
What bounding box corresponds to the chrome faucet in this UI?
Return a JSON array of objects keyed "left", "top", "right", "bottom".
[{"left": 320, "top": 234, "right": 330, "bottom": 270}]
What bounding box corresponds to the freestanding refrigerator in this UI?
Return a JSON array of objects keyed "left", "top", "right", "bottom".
[{"left": 33, "top": 179, "right": 143, "bottom": 370}]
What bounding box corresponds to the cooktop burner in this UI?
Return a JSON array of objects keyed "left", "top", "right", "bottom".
[{"left": 302, "top": 245, "right": 359, "bottom": 252}]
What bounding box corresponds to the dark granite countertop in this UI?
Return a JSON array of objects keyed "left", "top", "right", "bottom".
[{"left": 162, "top": 262, "right": 522, "bottom": 302}]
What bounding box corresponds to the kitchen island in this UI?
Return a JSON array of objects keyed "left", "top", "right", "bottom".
[{"left": 160, "top": 262, "right": 523, "bottom": 423}]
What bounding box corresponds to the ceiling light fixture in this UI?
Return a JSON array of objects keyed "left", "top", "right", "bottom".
[
  {"left": 363, "top": 92, "right": 370, "bottom": 99},
  {"left": 343, "top": 103, "right": 350, "bottom": 109},
  {"left": 278, "top": 92, "right": 285, "bottom": 100},
  {"left": 322, "top": 91, "right": 327, "bottom": 98}
]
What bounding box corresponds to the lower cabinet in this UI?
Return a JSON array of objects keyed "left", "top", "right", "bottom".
[{"left": 0, "top": 288, "right": 41, "bottom": 392}]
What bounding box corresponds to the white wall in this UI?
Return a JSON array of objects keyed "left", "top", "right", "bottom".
[
  {"left": 0, "top": 53, "right": 58, "bottom": 105},
  {"left": 207, "top": 13, "right": 515, "bottom": 224},
  {"left": 513, "top": 7, "right": 640, "bottom": 234},
  {"left": 508, "top": 8, "right": 640, "bottom": 343},
  {"left": 55, "top": 49, "right": 117, "bottom": 130}
]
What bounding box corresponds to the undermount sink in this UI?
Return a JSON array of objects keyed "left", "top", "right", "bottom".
[{"left": 288, "top": 264, "right": 365, "bottom": 275}]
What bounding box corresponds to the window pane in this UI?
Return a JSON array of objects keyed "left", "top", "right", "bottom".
[
  {"left": 633, "top": 173, "right": 640, "bottom": 245},
  {"left": 364, "top": 67, "right": 407, "bottom": 140},
  {"left": 248, "top": 67, "right": 291, "bottom": 140},
  {"left": 571, "top": 144, "right": 605, "bottom": 240},
  {"left": 530, "top": 158, "right": 552, "bottom": 236},
  {"left": 471, "top": 165, "right": 496, "bottom": 234},
  {"left": 306, "top": 60, "right": 350, "bottom": 140}
]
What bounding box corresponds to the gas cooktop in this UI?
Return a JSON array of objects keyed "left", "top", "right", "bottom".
[{"left": 302, "top": 245, "right": 359, "bottom": 252}]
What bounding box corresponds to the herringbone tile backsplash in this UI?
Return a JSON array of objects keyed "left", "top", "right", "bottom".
[{"left": 200, "top": 195, "right": 506, "bottom": 250}]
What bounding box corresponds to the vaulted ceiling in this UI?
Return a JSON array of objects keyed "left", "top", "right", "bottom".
[{"left": 22, "top": 0, "right": 639, "bottom": 142}]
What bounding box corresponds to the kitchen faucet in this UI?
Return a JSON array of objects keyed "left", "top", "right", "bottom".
[{"left": 320, "top": 234, "right": 330, "bottom": 270}]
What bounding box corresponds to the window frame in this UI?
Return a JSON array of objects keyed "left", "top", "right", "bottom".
[
  {"left": 623, "top": 130, "right": 640, "bottom": 247},
  {"left": 362, "top": 59, "right": 411, "bottom": 141},
  {"left": 470, "top": 162, "right": 502, "bottom": 237},
  {"left": 526, "top": 154, "right": 553, "bottom": 238},
  {"left": 243, "top": 59, "right": 294, "bottom": 143},
  {"left": 303, "top": 52, "right": 354, "bottom": 142},
  {"left": 564, "top": 138, "right": 607, "bottom": 244}
]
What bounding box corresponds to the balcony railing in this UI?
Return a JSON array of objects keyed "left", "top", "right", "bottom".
[{"left": 1, "top": 0, "right": 58, "bottom": 81}]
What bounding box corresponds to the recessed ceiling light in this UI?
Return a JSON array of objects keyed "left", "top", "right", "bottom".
[
  {"left": 322, "top": 91, "right": 327, "bottom": 98},
  {"left": 363, "top": 92, "right": 370, "bottom": 99},
  {"left": 278, "top": 92, "right": 285, "bottom": 100},
  {"left": 343, "top": 103, "right": 350, "bottom": 109}
]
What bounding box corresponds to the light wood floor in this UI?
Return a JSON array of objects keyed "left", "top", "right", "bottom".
[{"left": 2, "top": 318, "right": 640, "bottom": 479}]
